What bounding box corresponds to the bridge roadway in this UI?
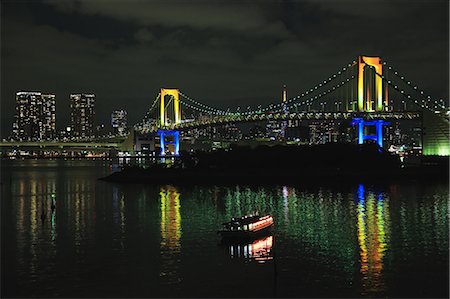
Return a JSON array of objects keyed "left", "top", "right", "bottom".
[
  {"left": 0, "top": 111, "right": 423, "bottom": 151},
  {"left": 149, "top": 111, "right": 422, "bottom": 131},
  {"left": 0, "top": 141, "right": 120, "bottom": 150}
]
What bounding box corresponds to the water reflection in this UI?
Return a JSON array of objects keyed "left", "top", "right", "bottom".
[
  {"left": 282, "top": 186, "right": 290, "bottom": 223},
  {"left": 159, "top": 185, "right": 182, "bottom": 284},
  {"left": 112, "top": 186, "right": 126, "bottom": 250},
  {"left": 4, "top": 160, "right": 448, "bottom": 298},
  {"left": 11, "top": 166, "right": 99, "bottom": 290},
  {"left": 228, "top": 235, "right": 274, "bottom": 263},
  {"left": 356, "top": 184, "right": 390, "bottom": 296},
  {"left": 223, "top": 186, "right": 273, "bottom": 218}
]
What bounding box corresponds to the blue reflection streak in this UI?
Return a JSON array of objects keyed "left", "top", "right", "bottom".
[{"left": 358, "top": 184, "right": 365, "bottom": 203}]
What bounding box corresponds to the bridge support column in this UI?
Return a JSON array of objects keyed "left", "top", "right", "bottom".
[
  {"left": 160, "top": 88, "right": 181, "bottom": 127},
  {"left": 357, "top": 56, "right": 385, "bottom": 112},
  {"left": 352, "top": 118, "right": 389, "bottom": 148},
  {"left": 157, "top": 130, "right": 180, "bottom": 156}
]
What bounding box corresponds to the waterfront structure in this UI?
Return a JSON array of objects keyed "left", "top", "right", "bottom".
[
  {"left": 12, "top": 91, "right": 56, "bottom": 141},
  {"left": 308, "top": 121, "right": 340, "bottom": 144},
  {"left": 6, "top": 56, "right": 447, "bottom": 156},
  {"left": 266, "top": 121, "right": 283, "bottom": 140},
  {"left": 111, "top": 110, "right": 128, "bottom": 135},
  {"left": 138, "top": 55, "right": 447, "bottom": 155},
  {"left": 70, "top": 93, "right": 95, "bottom": 138}
]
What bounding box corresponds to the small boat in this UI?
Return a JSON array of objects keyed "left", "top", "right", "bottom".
[{"left": 218, "top": 214, "right": 273, "bottom": 239}]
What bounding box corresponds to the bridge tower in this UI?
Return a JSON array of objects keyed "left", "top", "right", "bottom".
[
  {"left": 353, "top": 56, "right": 390, "bottom": 148},
  {"left": 160, "top": 88, "right": 181, "bottom": 127},
  {"left": 357, "top": 56, "right": 388, "bottom": 112},
  {"left": 158, "top": 88, "right": 181, "bottom": 156}
]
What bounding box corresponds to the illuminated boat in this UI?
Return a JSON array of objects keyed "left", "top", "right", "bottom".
[{"left": 218, "top": 214, "right": 273, "bottom": 239}]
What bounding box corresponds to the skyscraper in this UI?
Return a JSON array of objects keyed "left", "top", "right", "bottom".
[
  {"left": 12, "top": 91, "right": 56, "bottom": 141},
  {"left": 70, "top": 93, "right": 95, "bottom": 138},
  {"left": 111, "top": 110, "right": 128, "bottom": 135}
]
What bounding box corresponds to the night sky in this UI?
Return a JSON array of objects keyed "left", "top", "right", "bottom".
[{"left": 1, "top": 0, "right": 448, "bottom": 137}]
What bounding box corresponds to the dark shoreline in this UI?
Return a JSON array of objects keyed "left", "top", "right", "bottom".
[
  {"left": 100, "top": 165, "right": 449, "bottom": 185},
  {"left": 100, "top": 144, "right": 449, "bottom": 186}
]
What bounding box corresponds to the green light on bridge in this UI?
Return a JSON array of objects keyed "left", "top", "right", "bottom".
[{"left": 423, "top": 143, "right": 450, "bottom": 156}]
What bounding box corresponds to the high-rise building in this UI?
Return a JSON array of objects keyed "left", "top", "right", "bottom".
[
  {"left": 70, "top": 93, "right": 95, "bottom": 138},
  {"left": 308, "top": 121, "right": 339, "bottom": 144},
  {"left": 12, "top": 91, "right": 56, "bottom": 141},
  {"left": 111, "top": 110, "right": 128, "bottom": 135}
]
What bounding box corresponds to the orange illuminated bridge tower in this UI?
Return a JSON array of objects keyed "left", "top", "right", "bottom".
[{"left": 357, "top": 56, "right": 389, "bottom": 112}]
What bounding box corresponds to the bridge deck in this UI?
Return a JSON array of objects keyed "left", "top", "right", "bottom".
[
  {"left": 150, "top": 111, "right": 422, "bottom": 131},
  {"left": 0, "top": 141, "right": 120, "bottom": 149}
]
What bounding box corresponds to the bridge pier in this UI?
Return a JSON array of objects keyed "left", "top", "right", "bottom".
[
  {"left": 352, "top": 118, "right": 389, "bottom": 148},
  {"left": 157, "top": 130, "right": 180, "bottom": 156}
]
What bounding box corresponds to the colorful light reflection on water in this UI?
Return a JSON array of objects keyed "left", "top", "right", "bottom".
[
  {"left": 356, "top": 184, "right": 390, "bottom": 295},
  {"left": 228, "top": 235, "right": 273, "bottom": 263},
  {"left": 159, "top": 185, "right": 182, "bottom": 284},
  {"left": 1, "top": 160, "right": 448, "bottom": 298}
]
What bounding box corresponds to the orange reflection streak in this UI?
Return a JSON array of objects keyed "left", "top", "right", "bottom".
[
  {"left": 159, "top": 185, "right": 182, "bottom": 283},
  {"left": 229, "top": 235, "right": 273, "bottom": 263},
  {"left": 251, "top": 235, "right": 273, "bottom": 262},
  {"left": 356, "top": 189, "right": 390, "bottom": 295}
]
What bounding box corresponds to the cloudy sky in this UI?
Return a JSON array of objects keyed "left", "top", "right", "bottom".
[{"left": 1, "top": 0, "right": 448, "bottom": 136}]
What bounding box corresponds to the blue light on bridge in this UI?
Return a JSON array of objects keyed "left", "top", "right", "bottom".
[
  {"left": 157, "top": 130, "right": 180, "bottom": 156},
  {"left": 352, "top": 118, "right": 389, "bottom": 148}
]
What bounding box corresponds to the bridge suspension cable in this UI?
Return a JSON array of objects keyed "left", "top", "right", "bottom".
[
  {"left": 179, "top": 91, "right": 230, "bottom": 114},
  {"left": 252, "top": 61, "right": 357, "bottom": 114},
  {"left": 178, "top": 60, "right": 357, "bottom": 117},
  {"left": 179, "top": 98, "right": 227, "bottom": 115},
  {"left": 134, "top": 93, "right": 160, "bottom": 129},
  {"left": 240, "top": 75, "right": 356, "bottom": 114},
  {"left": 286, "top": 75, "right": 356, "bottom": 111},
  {"left": 370, "top": 66, "right": 443, "bottom": 114},
  {"left": 383, "top": 61, "right": 447, "bottom": 111}
]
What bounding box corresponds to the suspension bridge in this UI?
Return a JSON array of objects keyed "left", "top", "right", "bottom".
[
  {"left": 2, "top": 55, "right": 448, "bottom": 156},
  {"left": 134, "top": 55, "right": 448, "bottom": 156}
]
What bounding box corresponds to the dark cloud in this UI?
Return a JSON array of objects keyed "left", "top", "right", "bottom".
[{"left": 1, "top": 0, "right": 448, "bottom": 137}]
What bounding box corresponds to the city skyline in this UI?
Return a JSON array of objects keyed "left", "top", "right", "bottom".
[
  {"left": 1, "top": 0, "right": 448, "bottom": 138},
  {"left": 8, "top": 90, "right": 133, "bottom": 140}
]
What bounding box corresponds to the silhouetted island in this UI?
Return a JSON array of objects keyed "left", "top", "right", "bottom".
[{"left": 101, "top": 143, "right": 448, "bottom": 185}]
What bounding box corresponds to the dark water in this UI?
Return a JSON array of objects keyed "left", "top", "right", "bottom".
[{"left": 1, "top": 160, "right": 448, "bottom": 298}]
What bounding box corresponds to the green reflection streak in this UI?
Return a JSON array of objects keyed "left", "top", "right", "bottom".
[
  {"left": 394, "top": 191, "right": 449, "bottom": 259},
  {"left": 218, "top": 185, "right": 359, "bottom": 279},
  {"left": 51, "top": 208, "right": 56, "bottom": 241}
]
